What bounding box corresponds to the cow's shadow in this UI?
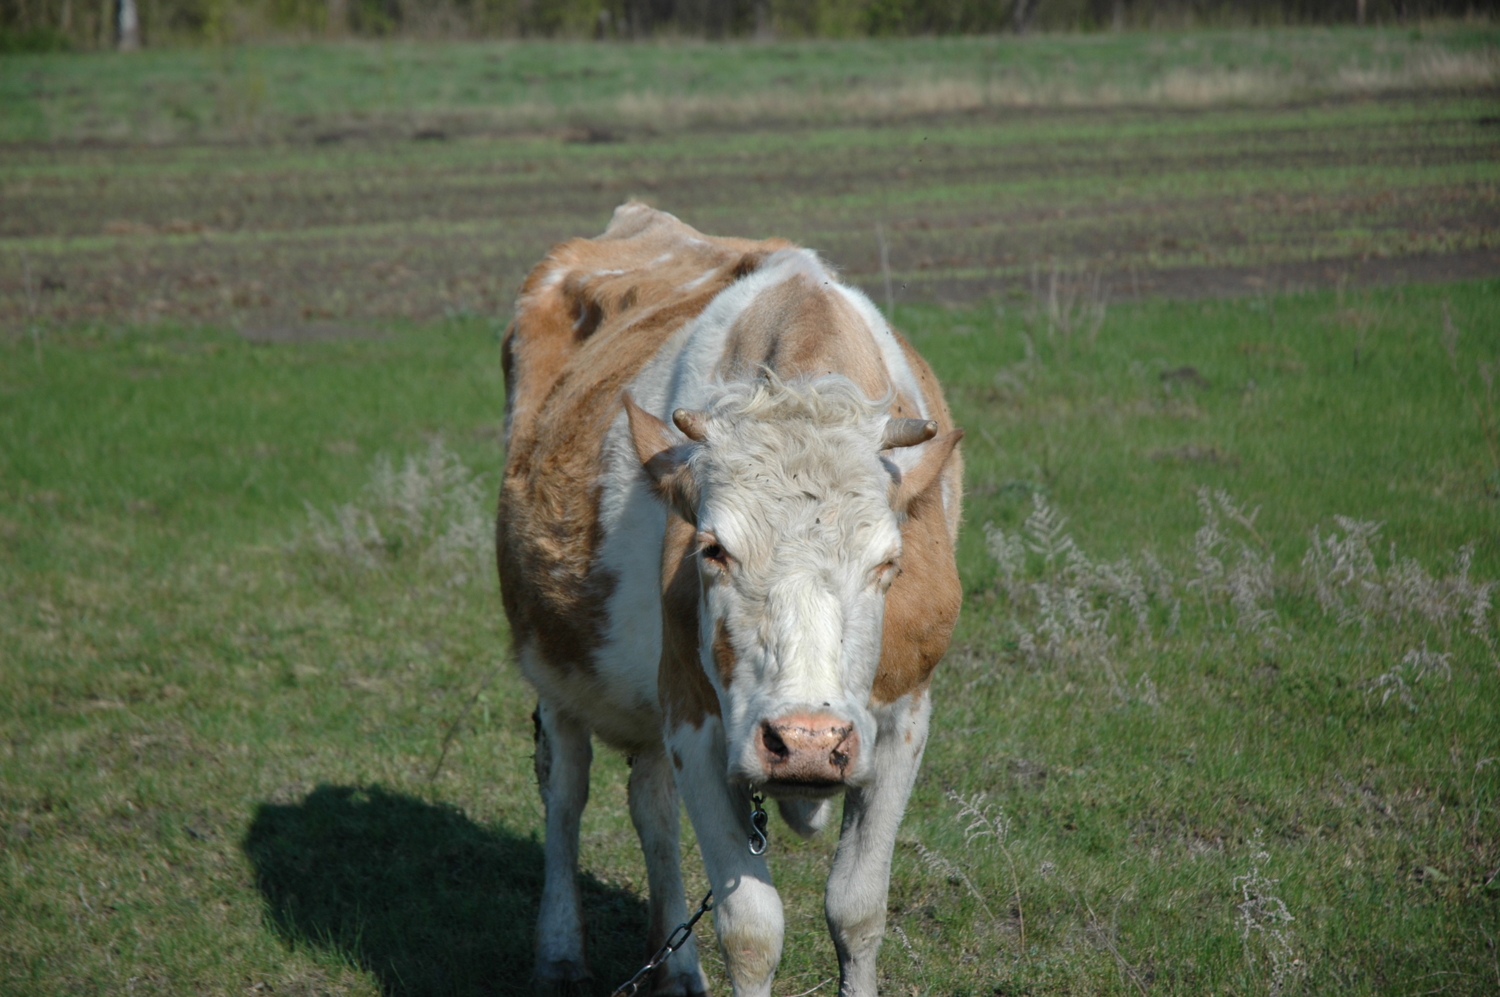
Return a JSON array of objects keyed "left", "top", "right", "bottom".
[{"left": 243, "top": 784, "right": 648, "bottom": 996}]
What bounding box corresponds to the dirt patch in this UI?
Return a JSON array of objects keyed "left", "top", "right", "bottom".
[
  {"left": 1149, "top": 444, "right": 1239, "bottom": 467},
  {"left": 2, "top": 95, "right": 1495, "bottom": 330},
  {"left": 880, "top": 249, "right": 1500, "bottom": 306},
  {"left": 1130, "top": 249, "right": 1500, "bottom": 301}
]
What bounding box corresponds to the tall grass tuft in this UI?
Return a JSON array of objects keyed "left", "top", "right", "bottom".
[
  {"left": 296, "top": 437, "right": 493, "bottom": 587},
  {"left": 1302, "top": 517, "right": 1496, "bottom": 657},
  {"left": 1234, "top": 829, "right": 1304, "bottom": 997},
  {"left": 985, "top": 488, "right": 1496, "bottom": 699}
]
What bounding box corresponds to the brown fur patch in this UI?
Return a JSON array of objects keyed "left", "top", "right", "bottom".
[
  {"left": 624, "top": 393, "right": 700, "bottom": 525},
  {"left": 499, "top": 203, "right": 789, "bottom": 680},
  {"left": 659, "top": 514, "right": 721, "bottom": 729},
  {"left": 893, "top": 429, "right": 964, "bottom": 514},
  {"left": 717, "top": 274, "right": 889, "bottom": 396},
  {"left": 712, "top": 619, "right": 737, "bottom": 689}
]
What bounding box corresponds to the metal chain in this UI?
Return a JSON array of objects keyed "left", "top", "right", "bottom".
[
  {"left": 610, "top": 890, "right": 714, "bottom": 997},
  {"left": 609, "top": 792, "right": 769, "bottom": 996}
]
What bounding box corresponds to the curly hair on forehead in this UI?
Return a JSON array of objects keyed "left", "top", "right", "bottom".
[
  {"left": 702, "top": 370, "right": 892, "bottom": 431},
  {"left": 686, "top": 373, "right": 899, "bottom": 523}
]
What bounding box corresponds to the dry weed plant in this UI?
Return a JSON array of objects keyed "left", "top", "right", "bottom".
[
  {"left": 912, "top": 790, "right": 1026, "bottom": 959},
  {"left": 913, "top": 841, "right": 1001, "bottom": 926},
  {"left": 594, "top": 51, "right": 1500, "bottom": 136},
  {"left": 987, "top": 494, "right": 1159, "bottom": 703},
  {"left": 1189, "top": 487, "right": 1281, "bottom": 643},
  {"left": 986, "top": 487, "right": 1495, "bottom": 708},
  {"left": 1368, "top": 641, "right": 1454, "bottom": 711},
  {"left": 1301, "top": 517, "right": 1496, "bottom": 662},
  {"left": 949, "top": 790, "right": 1026, "bottom": 955},
  {"left": 1233, "top": 829, "right": 1304, "bottom": 997},
  {"left": 297, "top": 437, "right": 493, "bottom": 587},
  {"left": 1026, "top": 262, "right": 1109, "bottom": 362},
  {"left": 889, "top": 924, "right": 922, "bottom": 968}
]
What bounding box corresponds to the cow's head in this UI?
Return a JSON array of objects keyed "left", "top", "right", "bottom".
[{"left": 626, "top": 375, "right": 961, "bottom": 798}]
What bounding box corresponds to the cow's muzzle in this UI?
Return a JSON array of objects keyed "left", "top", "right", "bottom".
[{"left": 753, "top": 712, "right": 859, "bottom": 794}]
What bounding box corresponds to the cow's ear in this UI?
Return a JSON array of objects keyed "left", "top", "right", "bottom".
[
  {"left": 890, "top": 428, "right": 963, "bottom": 515},
  {"left": 624, "top": 393, "right": 701, "bottom": 524}
]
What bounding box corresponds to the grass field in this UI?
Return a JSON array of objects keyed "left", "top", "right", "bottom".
[
  {"left": 3, "top": 24, "right": 1500, "bottom": 997},
  {"left": 3, "top": 25, "right": 1498, "bottom": 145},
  {"left": 3, "top": 25, "right": 1498, "bottom": 335}
]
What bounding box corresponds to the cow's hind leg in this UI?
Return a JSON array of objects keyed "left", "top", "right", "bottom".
[
  {"left": 534, "top": 700, "right": 593, "bottom": 989},
  {"left": 628, "top": 748, "right": 710, "bottom": 996}
]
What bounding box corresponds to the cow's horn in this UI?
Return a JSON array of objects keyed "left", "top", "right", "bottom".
[
  {"left": 882, "top": 418, "right": 938, "bottom": 449},
  {"left": 673, "top": 408, "right": 708, "bottom": 442}
]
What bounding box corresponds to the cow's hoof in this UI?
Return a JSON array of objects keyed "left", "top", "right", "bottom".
[{"left": 534, "top": 959, "right": 592, "bottom": 996}]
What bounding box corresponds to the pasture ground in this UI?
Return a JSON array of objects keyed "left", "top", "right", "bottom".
[
  {"left": 3, "top": 24, "right": 1500, "bottom": 997},
  {"left": 3, "top": 25, "right": 1499, "bottom": 332}
]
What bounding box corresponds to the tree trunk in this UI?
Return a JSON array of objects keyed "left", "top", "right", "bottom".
[
  {"left": 753, "top": 0, "right": 772, "bottom": 39},
  {"left": 705, "top": 0, "right": 730, "bottom": 39},
  {"left": 1012, "top": 0, "right": 1038, "bottom": 35},
  {"left": 117, "top": 0, "right": 139, "bottom": 50},
  {"left": 1356, "top": 0, "right": 1366, "bottom": 26},
  {"left": 326, "top": 0, "right": 347, "bottom": 35}
]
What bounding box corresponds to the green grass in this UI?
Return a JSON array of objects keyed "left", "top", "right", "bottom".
[
  {"left": 3, "top": 24, "right": 1498, "bottom": 997},
  {"left": 3, "top": 277, "right": 1498, "bottom": 996}
]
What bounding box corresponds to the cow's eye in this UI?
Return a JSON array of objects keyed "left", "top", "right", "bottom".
[
  {"left": 697, "top": 534, "right": 729, "bottom": 568},
  {"left": 875, "top": 559, "right": 900, "bottom": 590}
]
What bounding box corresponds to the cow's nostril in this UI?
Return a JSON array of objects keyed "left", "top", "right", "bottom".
[
  {"left": 761, "top": 722, "right": 789, "bottom": 760},
  {"left": 756, "top": 713, "right": 860, "bottom": 786}
]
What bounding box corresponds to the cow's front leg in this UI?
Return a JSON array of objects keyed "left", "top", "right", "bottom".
[
  {"left": 670, "top": 720, "right": 784, "bottom": 997},
  {"left": 825, "top": 692, "right": 932, "bottom": 997},
  {"left": 534, "top": 699, "right": 593, "bottom": 988},
  {"left": 628, "top": 748, "right": 710, "bottom": 996}
]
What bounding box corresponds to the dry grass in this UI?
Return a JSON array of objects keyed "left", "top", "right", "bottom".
[
  {"left": 1338, "top": 48, "right": 1500, "bottom": 92},
  {"left": 600, "top": 48, "right": 1500, "bottom": 129},
  {"left": 295, "top": 437, "right": 495, "bottom": 588}
]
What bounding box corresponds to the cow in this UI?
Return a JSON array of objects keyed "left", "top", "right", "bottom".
[{"left": 497, "top": 203, "right": 964, "bottom": 997}]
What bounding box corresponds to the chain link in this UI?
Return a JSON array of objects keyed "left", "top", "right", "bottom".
[
  {"left": 610, "top": 890, "right": 714, "bottom": 997},
  {"left": 748, "top": 792, "right": 769, "bottom": 855}
]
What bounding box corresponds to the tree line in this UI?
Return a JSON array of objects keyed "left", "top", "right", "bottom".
[{"left": 1, "top": 0, "right": 1490, "bottom": 51}]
